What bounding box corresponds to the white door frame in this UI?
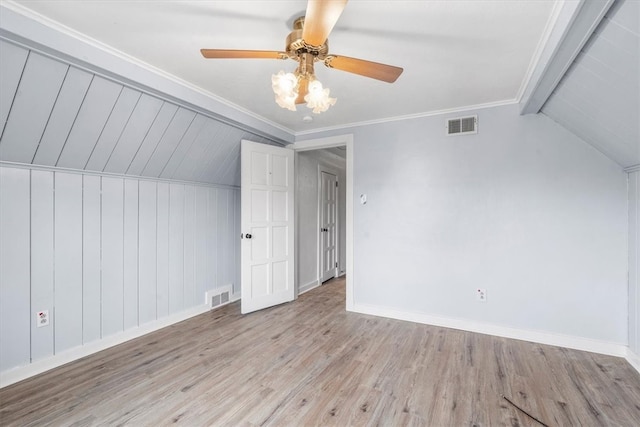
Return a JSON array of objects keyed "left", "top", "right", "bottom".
[{"left": 292, "top": 134, "right": 354, "bottom": 311}]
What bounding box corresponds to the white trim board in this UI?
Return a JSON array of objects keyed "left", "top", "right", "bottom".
[
  {"left": 299, "top": 280, "right": 322, "bottom": 296},
  {"left": 626, "top": 349, "right": 640, "bottom": 375},
  {"left": 294, "top": 100, "right": 517, "bottom": 137},
  {"left": 299, "top": 274, "right": 347, "bottom": 297},
  {"left": 0, "top": 304, "right": 211, "bottom": 388},
  {"left": 0, "top": 161, "right": 240, "bottom": 190},
  {"left": 352, "top": 303, "right": 628, "bottom": 359},
  {"left": 625, "top": 165, "right": 640, "bottom": 173}
]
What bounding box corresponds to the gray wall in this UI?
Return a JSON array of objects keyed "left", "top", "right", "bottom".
[
  {"left": 296, "top": 150, "right": 346, "bottom": 293},
  {"left": 630, "top": 170, "right": 640, "bottom": 357},
  {"left": 0, "top": 166, "right": 239, "bottom": 374},
  {"left": 302, "top": 103, "right": 628, "bottom": 344}
]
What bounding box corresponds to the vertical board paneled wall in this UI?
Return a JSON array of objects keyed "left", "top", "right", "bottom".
[
  {"left": 630, "top": 171, "right": 640, "bottom": 357},
  {"left": 0, "top": 166, "right": 240, "bottom": 374}
]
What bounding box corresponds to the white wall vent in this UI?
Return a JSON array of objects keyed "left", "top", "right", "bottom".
[
  {"left": 205, "top": 285, "right": 232, "bottom": 309},
  {"left": 447, "top": 115, "right": 477, "bottom": 136}
]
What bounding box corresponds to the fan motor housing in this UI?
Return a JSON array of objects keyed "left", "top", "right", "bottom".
[{"left": 286, "top": 16, "right": 329, "bottom": 61}]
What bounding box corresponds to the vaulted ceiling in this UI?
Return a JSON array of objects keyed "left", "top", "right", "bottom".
[
  {"left": 541, "top": 0, "right": 639, "bottom": 169},
  {"left": 0, "top": 0, "right": 637, "bottom": 182},
  {"left": 0, "top": 39, "right": 279, "bottom": 186},
  {"left": 3, "top": 0, "right": 557, "bottom": 133}
]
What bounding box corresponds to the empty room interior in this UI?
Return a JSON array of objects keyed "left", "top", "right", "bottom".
[{"left": 0, "top": 0, "right": 639, "bottom": 425}]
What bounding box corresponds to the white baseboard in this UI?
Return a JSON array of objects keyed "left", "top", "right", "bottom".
[
  {"left": 351, "top": 303, "right": 627, "bottom": 358},
  {"left": 0, "top": 305, "right": 211, "bottom": 388},
  {"left": 4, "top": 298, "right": 634, "bottom": 389},
  {"left": 299, "top": 279, "right": 321, "bottom": 295},
  {"left": 626, "top": 348, "right": 640, "bottom": 375}
]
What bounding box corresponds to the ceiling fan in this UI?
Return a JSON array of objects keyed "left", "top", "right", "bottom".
[{"left": 200, "top": 0, "right": 403, "bottom": 113}]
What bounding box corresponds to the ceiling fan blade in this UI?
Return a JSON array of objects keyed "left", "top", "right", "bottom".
[
  {"left": 200, "top": 49, "right": 286, "bottom": 59},
  {"left": 302, "top": 0, "right": 348, "bottom": 46},
  {"left": 325, "top": 55, "right": 403, "bottom": 83}
]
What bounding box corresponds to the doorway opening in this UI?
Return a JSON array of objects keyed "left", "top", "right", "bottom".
[
  {"left": 292, "top": 135, "right": 353, "bottom": 310},
  {"left": 296, "top": 150, "right": 345, "bottom": 293}
]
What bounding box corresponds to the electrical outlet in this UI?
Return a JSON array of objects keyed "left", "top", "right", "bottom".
[
  {"left": 36, "top": 310, "right": 50, "bottom": 327},
  {"left": 476, "top": 289, "right": 487, "bottom": 302}
]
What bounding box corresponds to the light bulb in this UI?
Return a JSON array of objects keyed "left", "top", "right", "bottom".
[{"left": 308, "top": 79, "right": 323, "bottom": 94}]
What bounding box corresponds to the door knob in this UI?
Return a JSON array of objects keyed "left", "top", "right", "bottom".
[{"left": 245, "top": 233, "right": 252, "bottom": 239}]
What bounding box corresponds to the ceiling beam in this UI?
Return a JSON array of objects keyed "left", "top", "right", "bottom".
[{"left": 519, "top": 0, "right": 615, "bottom": 115}]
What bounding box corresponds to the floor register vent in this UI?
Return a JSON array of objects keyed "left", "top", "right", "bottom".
[
  {"left": 447, "top": 115, "right": 477, "bottom": 135},
  {"left": 206, "top": 285, "right": 232, "bottom": 309}
]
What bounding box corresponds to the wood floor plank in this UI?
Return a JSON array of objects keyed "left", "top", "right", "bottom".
[{"left": 1, "top": 276, "right": 639, "bottom": 426}]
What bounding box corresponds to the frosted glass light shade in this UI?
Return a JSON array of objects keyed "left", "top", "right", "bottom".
[
  {"left": 271, "top": 71, "right": 336, "bottom": 113},
  {"left": 272, "top": 71, "right": 299, "bottom": 111},
  {"left": 304, "top": 79, "right": 336, "bottom": 114}
]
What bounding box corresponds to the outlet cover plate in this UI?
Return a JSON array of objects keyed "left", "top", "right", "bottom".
[{"left": 36, "top": 310, "right": 50, "bottom": 327}]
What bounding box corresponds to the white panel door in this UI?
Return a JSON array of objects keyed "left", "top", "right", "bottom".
[
  {"left": 241, "top": 140, "right": 294, "bottom": 314},
  {"left": 320, "top": 171, "right": 338, "bottom": 282}
]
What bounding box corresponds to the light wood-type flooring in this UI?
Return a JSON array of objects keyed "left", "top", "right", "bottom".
[{"left": 1, "top": 277, "right": 640, "bottom": 426}]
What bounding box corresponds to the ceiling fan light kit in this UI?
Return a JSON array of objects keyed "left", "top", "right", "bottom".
[
  {"left": 200, "top": 0, "right": 403, "bottom": 114},
  {"left": 271, "top": 43, "right": 336, "bottom": 114},
  {"left": 271, "top": 72, "right": 336, "bottom": 114}
]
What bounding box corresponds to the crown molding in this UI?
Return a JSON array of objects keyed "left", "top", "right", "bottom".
[
  {"left": 625, "top": 165, "right": 640, "bottom": 173},
  {"left": 295, "top": 100, "right": 518, "bottom": 137}
]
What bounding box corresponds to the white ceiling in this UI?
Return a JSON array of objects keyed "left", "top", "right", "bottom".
[{"left": 5, "top": 0, "right": 558, "bottom": 134}]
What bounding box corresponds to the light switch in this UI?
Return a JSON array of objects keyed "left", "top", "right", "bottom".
[{"left": 360, "top": 194, "right": 367, "bottom": 205}]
